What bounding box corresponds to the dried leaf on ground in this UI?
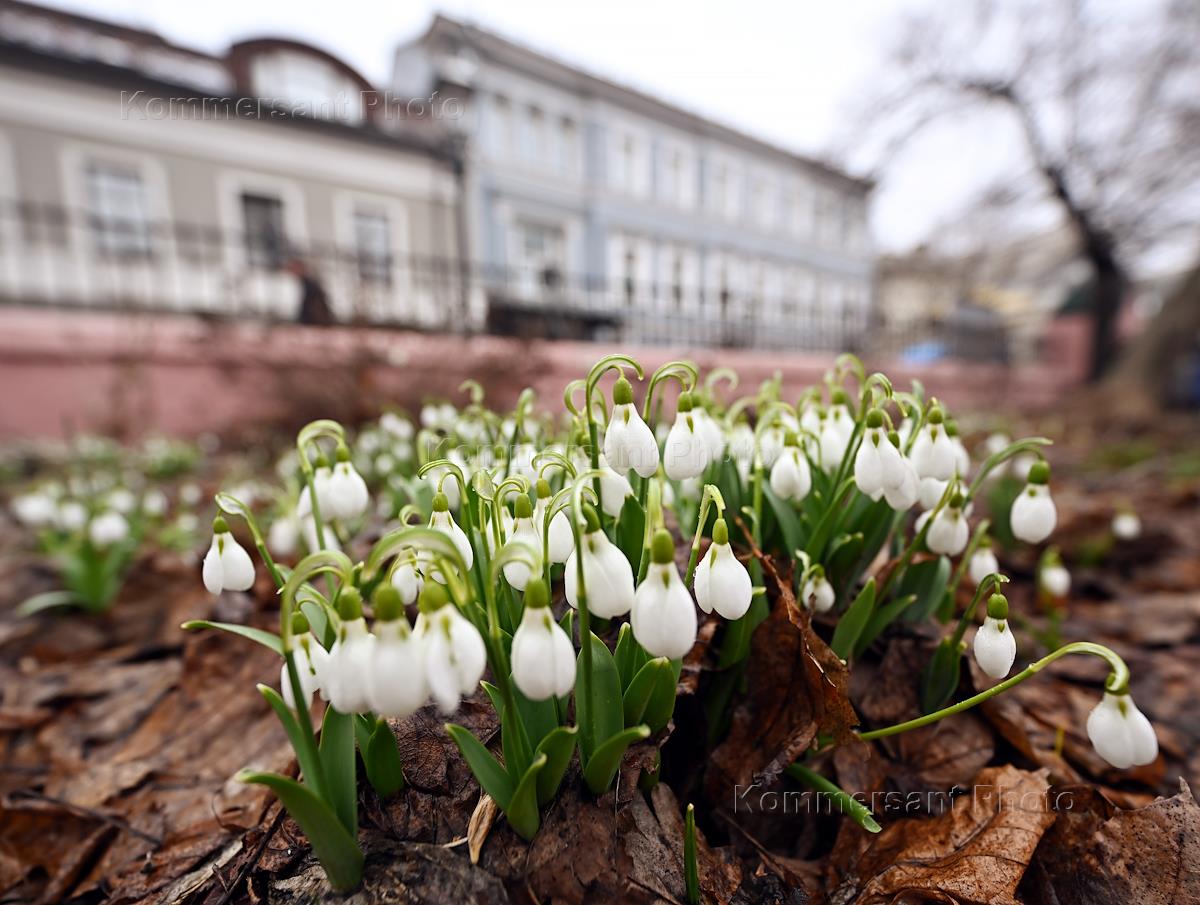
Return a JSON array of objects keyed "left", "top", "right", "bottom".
[{"left": 829, "top": 764, "right": 1056, "bottom": 905}]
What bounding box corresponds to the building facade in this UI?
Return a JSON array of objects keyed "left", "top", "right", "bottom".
[
  {"left": 0, "top": 0, "right": 464, "bottom": 328},
  {"left": 392, "top": 15, "right": 875, "bottom": 350}
]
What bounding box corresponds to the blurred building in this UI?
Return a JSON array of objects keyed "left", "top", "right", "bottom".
[
  {"left": 0, "top": 0, "right": 465, "bottom": 327},
  {"left": 392, "top": 15, "right": 875, "bottom": 350}
]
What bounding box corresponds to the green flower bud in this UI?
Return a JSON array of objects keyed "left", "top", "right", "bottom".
[
  {"left": 291, "top": 612, "right": 310, "bottom": 635},
  {"left": 651, "top": 528, "right": 675, "bottom": 565},
  {"left": 524, "top": 576, "right": 550, "bottom": 609},
  {"left": 336, "top": 586, "right": 363, "bottom": 621},
  {"left": 986, "top": 593, "right": 1009, "bottom": 620},
  {"left": 713, "top": 517, "right": 729, "bottom": 546},
  {"left": 212, "top": 516, "right": 229, "bottom": 534},
  {"left": 514, "top": 493, "right": 533, "bottom": 519},
  {"left": 536, "top": 477, "right": 552, "bottom": 499},
  {"left": 373, "top": 584, "right": 405, "bottom": 622},
  {"left": 865, "top": 409, "right": 884, "bottom": 429},
  {"left": 677, "top": 392, "right": 694, "bottom": 413},
  {"left": 1028, "top": 460, "right": 1051, "bottom": 485},
  {"left": 613, "top": 375, "right": 634, "bottom": 406},
  {"left": 432, "top": 491, "right": 449, "bottom": 512},
  {"left": 582, "top": 504, "right": 601, "bottom": 533},
  {"left": 417, "top": 580, "right": 450, "bottom": 614}
]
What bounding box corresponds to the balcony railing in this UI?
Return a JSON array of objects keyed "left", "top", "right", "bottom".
[{"left": 0, "top": 200, "right": 1008, "bottom": 360}]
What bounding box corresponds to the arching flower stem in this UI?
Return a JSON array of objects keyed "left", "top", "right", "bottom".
[{"left": 858, "top": 641, "right": 1131, "bottom": 741}]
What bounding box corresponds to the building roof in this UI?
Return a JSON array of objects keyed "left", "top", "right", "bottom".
[
  {"left": 0, "top": 0, "right": 459, "bottom": 162},
  {"left": 410, "top": 14, "right": 873, "bottom": 194}
]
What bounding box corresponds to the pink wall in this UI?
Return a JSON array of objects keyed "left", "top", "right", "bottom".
[{"left": 0, "top": 308, "right": 1080, "bottom": 441}]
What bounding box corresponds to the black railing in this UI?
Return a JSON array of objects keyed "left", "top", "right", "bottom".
[{"left": 0, "top": 200, "right": 1008, "bottom": 360}]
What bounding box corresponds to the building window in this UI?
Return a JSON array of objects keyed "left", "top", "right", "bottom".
[
  {"left": 491, "top": 94, "right": 513, "bottom": 158},
  {"left": 516, "top": 221, "right": 566, "bottom": 295},
  {"left": 85, "top": 160, "right": 152, "bottom": 257},
  {"left": 353, "top": 207, "right": 392, "bottom": 285},
  {"left": 609, "top": 129, "right": 647, "bottom": 196},
  {"left": 557, "top": 116, "right": 579, "bottom": 177},
  {"left": 240, "top": 192, "right": 287, "bottom": 269},
  {"left": 525, "top": 106, "right": 549, "bottom": 164}
]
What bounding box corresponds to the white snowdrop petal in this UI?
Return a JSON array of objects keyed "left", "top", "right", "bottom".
[{"left": 973, "top": 617, "right": 1016, "bottom": 679}]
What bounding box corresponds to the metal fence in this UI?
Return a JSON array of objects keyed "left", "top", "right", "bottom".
[{"left": 0, "top": 200, "right": 1008, "bottom": 360}]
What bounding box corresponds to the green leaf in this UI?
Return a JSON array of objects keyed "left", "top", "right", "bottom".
[
  {"left": 17, "top": 590, "right": 80, "bottom": 616},
  {"left": 258, "top": 685, "right": 326, "bottom": 801},
  {"left": 181, "top": 620, "right": 283, "bottom": 654},
  {"left": 363, "top": 718, "right": 406, "bottom": 797},
  {"left": 577, "top": 632, "right": 623, "bottom": 763},
  {"left": 920, "top": 636, "right": 964, "bottom": 713},
  {"left": 320, "top": 707, "right": 357, "bottom": 835},
  {"left": 533, "top": 725, "right": 577, "bottom": 807},
  {"left": 856, "top": 593, "right": 918, "bottom": 656},
  {"left": 805, "top": 477, "right": 857, "bottom": 562},
  {"left": 717, "top": 592, "right": 769, "bottom": 668},
  {"left": 480, "top": 681, "right": 525, "bottom": 779},
  {"left": 614, "top": 622, "right": 647, "bottom": 690},
  {"left": 623, "top": 657, "right": 669, "bottom": 727},
  {"left": 505, "top": 753, "right": 548, "bottom": 840},
  {"left": 513, "top": 686, "right": 561, "bottom": 752},
  {"left": 785, "top": 763, "right": 881, "bottom": 834},
  {"left": 615, "top": 495, "right": 646, "bottom": 572},
  {"left": 641, "top": 657, "right": 683, "bottom": 733},
  {"left": 762, "top": 484, "right": 803, "bottom": 557},
  {"left": 684, "top": 803, "right": 700, "bottom": 905},
  {"left": 238, "top": 771, "right": 363, "bottom": 892},
  {"left": 582, "top": 725, "right": 650, "bottom": 795},
  {"left": 445, "top": 723, "right": 514, "bottom": 810},
  {"left": 899, "top": 556, "right": 953, "bottom": 623},
  {"left": 830, "top": 579, "right": 876, "bottom": 662}
]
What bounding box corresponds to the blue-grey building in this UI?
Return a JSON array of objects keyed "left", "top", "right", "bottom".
[{"left": 393, "top": 15, "right": 875, "bottom": 350}]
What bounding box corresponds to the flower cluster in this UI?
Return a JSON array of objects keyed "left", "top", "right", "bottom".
[{"left": 189, "top": 354, "right": 1157, "bottom": 891}]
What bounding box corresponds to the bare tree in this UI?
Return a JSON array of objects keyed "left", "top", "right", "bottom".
[{"left": 859, "top": 0, "right": 1200, "bottom": 382}]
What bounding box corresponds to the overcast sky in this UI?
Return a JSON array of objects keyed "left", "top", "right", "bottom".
[{"left": 37, "top": 0, "right": 1030, "bottom": 252}]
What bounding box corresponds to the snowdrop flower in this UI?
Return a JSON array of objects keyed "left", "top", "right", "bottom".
[
  {"left": 758, "top": 424, "right": 786, "bottom": 470},
  {"left": 1112, "top": 511, "right": 1141, "bottom": 541},
  {"left": 418, "top": 582, "right": 487, "bottom": 714},
  {"left": 1087, "top": 689, "right": 1158, "bottom": 769},
  {"left": 603, "top": 376, "right": 659, "bottom": 478},
  {"left": 1010, "top": 461, "right": 1057, "bottom": 544},
  {"left": 927, "top": 493, "right": 969, "bottom": 556},
  {"left": 300, "top": 513, "right": 341, "bottom": 554},
  {"left": 429, "top": 492, "right": 473, "bottom": 571},
  {"left": 424, "top": 460, "right": 462, "bottom": 510},
  {"left": 510, "top": 443, "right": 539, "bottom": 484},
  {"left": 565, "top": 506, "right": 636, "bottom": 618},
  {"left": 390, "top": 554, "right": 423, "bottom": 605},
  {"left": 597, "top": 457, "right": 634, "bottom": 517},
  {"left": 973, "top": 593, "right": 1016, "bottom": 680},
  {"left": 881, "top": 435, "right": 920, "bottom": 511},
  {"left": 322, "top": 448, "right": 369, "bottom": 522},
  {"left": 268, "top": 511, "right": 299, "bottom": 558},
  {"left": 365, "top": 586, "right": 427, "bottom": 719},
  {"left": 854, "top": 410, "right": 908, "bottom": 498},
  {"left": 631, "top": 529, "right": 697, "bottom": 659},
  {"left": 818, "top": 411, "right": 850, "bottom": 471},
  {"left": 280, "top": 613, "right": 329, "bottom": 710},
  {"left": 693, "top": 518, "right": 753, "bottom": 620},
  {"left": 89, "top": 511, "right": 129, "bottom": 547},
  {"left": 801, "top": 569, "right": 835, "bottom": 614},
  {"left": 202, "top": 517, "right": 255, "bottom": 594},
  {"left": 918, "top": 476, "right": 949, "bottom": 511},
  {"left": 511, "top": 578, "right": 575, "bottom": 701},
  {"left": 910, "top": 408, "right": 957, "bottom": 481},
  {"left": 663, "top": 393, "right": 710, "bottom": 481},
  {"left": 502, "top": 494, "right": 541, "bottom": 591},
  {"left": 728, "top": 422, "right": 755, "bottom": 476},
  {"left": 180, "top": 482, "right": 202, "bottom": 507},
  {"left": 1040, "top": 561, "right": 1071, "bottom": 598},
  {"left": 380, "top": 411, "right": 413, "bottom": 440},
  {"left": 693, "top": 405, "right": 727, "bottom": 463},
  {"left": 56, "top": 500, "right": 87, "bottom": 532},
  {"left": 12, "top": 491, "right": 57, "bottom": 527},
  {"left": 824, "top": 392, "right": 855, "bottom": 455},
  {"left": 969, "top": 546, "right": 1000, "bottom": 587},
  {"left": 107, "top": 488, "right": 136, "bottom": 514},
  {"left": 142, "top": 489, "right": 168, "bottom": 517},
  {"left": 534, "top": 479, "right": 574, "bottom": 564},
  {"left": 770, "top": 435, "right": 812, "bottom": 502},
  {"left": 324, "top": 589, "right": 374, "bottom": 714},
  {"left": 946, "top": 421, "right": 971, "bottom": 477}
]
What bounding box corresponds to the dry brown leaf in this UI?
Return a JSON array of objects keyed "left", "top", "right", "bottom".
[{"left": 829, "top": 764, "right": 1056, "bottom": 905}]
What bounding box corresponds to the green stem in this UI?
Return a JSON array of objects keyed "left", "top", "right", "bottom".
[
  {"left": 858, "top": 641, "right": 1130, "bottom": 741},
  {"left": 785, "top": 763, "right": 881, "bottom": 833}
]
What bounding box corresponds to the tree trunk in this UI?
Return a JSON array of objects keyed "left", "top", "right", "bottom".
[
  {"left": 1105, "top": 257, "right": 1200, "bottom": 408},
  {"left": 1088, "top": 257, "right": 1127, "bottom": 382}
]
